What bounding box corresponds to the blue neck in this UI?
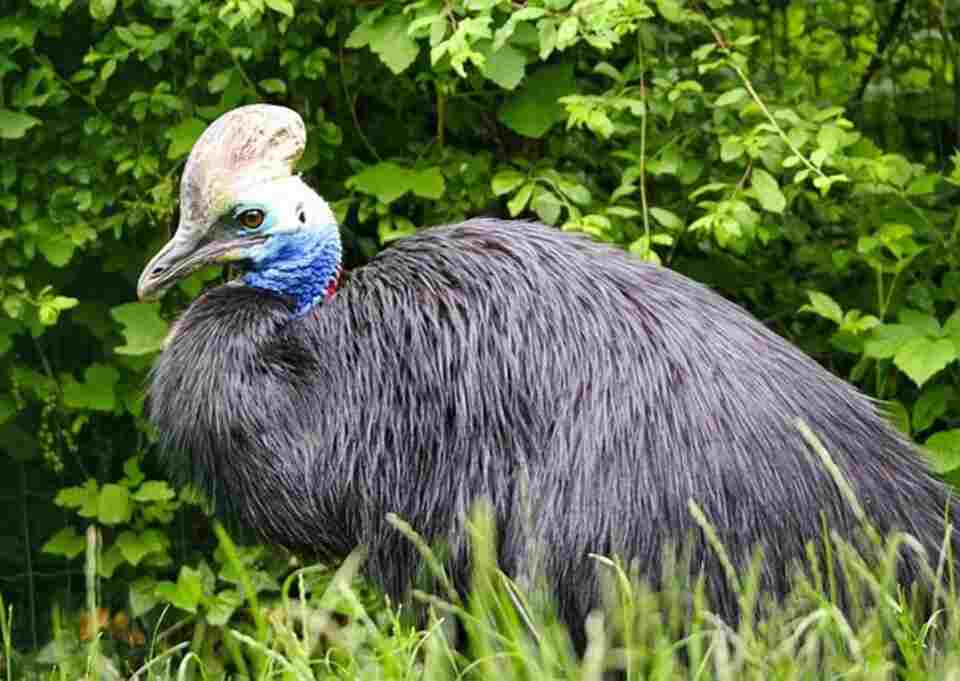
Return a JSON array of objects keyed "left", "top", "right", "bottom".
[{"left": 243, "top": 230, "right": 342, "bottom": 316}]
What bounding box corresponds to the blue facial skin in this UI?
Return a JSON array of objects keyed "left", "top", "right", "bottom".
[{"left": 238, "top": 207, "right": 342, "bottom": 317}]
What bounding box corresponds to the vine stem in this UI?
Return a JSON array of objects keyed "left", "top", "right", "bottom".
[
  {"left": 32, "top": 50, "right": 104, "bottom": 115},
  {"left": 216, "top": 32, "right": 259, "bottom": 95},
  {"left": 702, "top": 21, "right": 828, "bottom": 182},
  {"left": 18, "top": 464, "right": 37, "bottom": 649},
  {"left": 437, "top": 82, "right": 446, "bottom": 148},
  {"left": 339, "top": 45, "right": 381, "bottom": 161},
  {"left": 85, "top": 525, "right": 100, "bottom": 675},
  {"left": 638, "top": 34, "right": 650, "bottom": 246}
]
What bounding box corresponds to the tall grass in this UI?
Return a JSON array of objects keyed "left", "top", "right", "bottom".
[{"left": 6, "top": 426, "right": 960, "bottom": 679}]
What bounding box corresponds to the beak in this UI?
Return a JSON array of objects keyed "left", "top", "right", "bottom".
[{"left": 137, "top": 228, "right": 266, "bottom": 301}]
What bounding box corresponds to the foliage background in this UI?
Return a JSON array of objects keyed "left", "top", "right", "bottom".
[{"left": 2, "top": 0, "right": 960, "bottom": 672}]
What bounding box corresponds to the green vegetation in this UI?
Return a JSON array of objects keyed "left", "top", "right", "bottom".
[
  {"left": 8, "top": 493, "right": 960, "bottom": 679},
  {"left": 3, "top": 0, "right": 960, "bottom": 676}
]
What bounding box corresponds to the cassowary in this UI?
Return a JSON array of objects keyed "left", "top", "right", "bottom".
[{"left": 138, "top": 105, "right": 958, "bottom": 643}]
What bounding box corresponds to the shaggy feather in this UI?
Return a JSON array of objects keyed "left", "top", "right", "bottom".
[{"left": 149, "top": 218, "right": 959, "bottom": 643}]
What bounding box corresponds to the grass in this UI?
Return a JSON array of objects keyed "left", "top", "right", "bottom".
[
  {"left": 6, "top": 524, "right": 960, "bottom": 680},
  {"left": 5, "top": 427, "right": 960, "bottom": 680}
]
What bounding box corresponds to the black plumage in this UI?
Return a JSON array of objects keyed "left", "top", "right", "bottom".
[{"left": 148, "top": 218, "right": 959, "bottom": 640}]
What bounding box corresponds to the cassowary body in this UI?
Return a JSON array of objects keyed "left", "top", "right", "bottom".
[{"left": 141, "top": 106, "right": 959, "bottom": 641}]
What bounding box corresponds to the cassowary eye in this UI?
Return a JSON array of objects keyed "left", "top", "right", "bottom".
[{"left": 238, "top": 209, "right": 265, "bottom": 229}]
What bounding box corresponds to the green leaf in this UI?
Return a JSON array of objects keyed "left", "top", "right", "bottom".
[
  {"left": 913, "top": 384, "right": 951, "bottom": 433},
  {"left": 166, "top": 117, "right": 207, "bottom": 160},
  {"left": 556, "top": 17, "right": 579, "bottom": 49},
  {"left": 715, "top": 88, "right": 748, "bottom": 107},
  {"left": 492, "top": 169, "right": 526, "bottom": 196},
  {"left": 130, "top": 577, "right": 159, "bottom": 617},
  {"left": 883, "top": 400, "right": 911, "bottom": 436},
  {"left": 817, "top": 125, "right": 845, "bottom": 154},
  {"left": 606, "top": 206, "right": 640, "bottom": 219},
  {"left": 841, "top": 310, "right": 880, "bottom": 335},
  {"left": 132, "top": 480, "right": 176, "bottom": 503},
  {"left": 720, "top": 137, "right": 744, "bottom": 162},
  {"left": 751, "top": 168, "right": 786, "bottom": 213},
  {"left": 206, "top": 589, "right": 243, "bottom": 626},
  {"left": 556, "top": 179, "right": 590, "bottom": 206},
  {"left": 924, "top": 429, "right": 960, "bottom": 474},
  {"left": 863, "top": 324, "right": 922, "bottom": 359},
  {"left": 55, "top": 480, "right": 99, "bottom": 518},
  {"left": 89, "top": 0, "right": 116, "bottom": 21},
  {"left": 258, "top": 78, "right": 287, "bottom": 95},
  {"left": 208, "top": 70, "right": 232, "bottom": 94},
  {"left": 348, "top": 162, "right": 413, "bottom": 204},
  {"left": 39, "top": 295, "right": 78, "bottom": 323},
  {"left": 62, "top": 363, "right": 119, "bottom": 411},
  {"left": 156, "top": 566, "right": 205, "bottom": 613},
  {"left": 123, "top": 458, "right": 145, "bottom": 487},
  {"left": 898, "top": 308, "right": 942, "bottom": 337},
  {"left": 409, "top": 167, "right": 445, "bottom": 199},
  {"left": 100, "top": 59, "right": 117, "bottom": 82},
  {"left": 263, "top": 0, "right": 294, "bottom": 17},
  {"left": 649, "top": 207, "right": 683, "bottom": 231},
  {"left": 0, "top": 397, "right": 14, "bottom": 425},
  {"left": 348, "top": 163, "right": 444, "bottom": 203},
  {"left": 98, "top": 483, "right": 132, "bottom": 525},
  {"left": 99, "top": 544, "right": 125, "bottom": 578},
  {"left": 907, "top": 173, "right": 939, "bottom": 195},
  {"left": 507, "top": 183, "right": 534, "bottom": 216},
  {"left": 944, "top": 306, "right": 960, "bottom": 338},
  {"left": 218, "top": 563, "right": 279, "bottom": 593},
  {"left": 499, "top": 62, "right": 577, "bottom": 138},
  {"left": 538, "top": 18, "right": 558, "bottom": 60},
  {"left": 477, "top": 42, "right": 526, "bottom": 90},
  {"left": 531, "top": 188, "right": 562, "bottom": 225},
  {"left": 41, "top": 528, "right": 86, "bottom": 559},
  {"left": 116, "top": 529, "right": 167, "bottom": 565},
  {"left": 0, "top": 109, "right": 41, "bottom": 140},
  {"left": 111, "top": 302, "right": 169, "bottom": 356},
  {"left": 800, "top": 291, "right": 843, "bottom": 325},
  {"left": 0, "top": 317, "right": 18, "bottom": 357},
  {"left": 347, "top": 14, "right": 419, "bottom": 75},
  {"left": 379, "top": 215, "right": 417, "bottom": 243},
  {"left": 831, "top": 330, "right": 864, "bottom": 355},
  {"left": 50, "top": 295, "right": 79, "bottom": 311},
  {"left": 37, "top": 234, "right": 76, "bottom": 268},
  {"left": 0, "top": 17, "right": 39, "bottom": 48},
  {"left": 893, "top": 337, "right": 957, "bottom": 388},
  {"left": 655, "top": 0, "right": 686, "bottom": 22}
]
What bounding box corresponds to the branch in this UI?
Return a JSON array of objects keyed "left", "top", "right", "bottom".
[{"left": 850, "top": 0, "right": 910, "bottom": 106}]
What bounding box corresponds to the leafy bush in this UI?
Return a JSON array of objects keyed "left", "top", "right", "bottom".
[{"left": 2, "top": 0, "right": 960, "bottom": 674}]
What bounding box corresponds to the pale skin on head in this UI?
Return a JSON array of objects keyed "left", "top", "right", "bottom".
[
  {"left": 138, "top": 106, "right": 337, "bottom": 307},
  {"left": 138, "top": 105, "right": 312, "bottom": 302}
]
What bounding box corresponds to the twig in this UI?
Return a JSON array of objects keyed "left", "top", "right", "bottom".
[
  {"left": 217, "top": 32, "right": 259, "bottom": 95},
  {"left": 338, "top": 45, "right": 381, "bottom": 161},
  {"left": 637, "top": 34, "right": 650, "bottom": 247},
  {"left": 703, "top": 22, "right": 828, "bottom": 182},
  {"left": 0, "top": 569, "right": 85, "bottom": 582},
  {"left": 850, "top": 0, "right": 910, "bottom": 107},
  {"left": 436, "top": 82, "right": 446, "bottom": 148},
  {"left": 85, "top": 525, "right": 100, "bottom": 674},
  {"left": 18, "top": 463, "right": 37, "bottom": 649},
  {"left": 31, "top": 51, "right": 103, "bottom": 115}
]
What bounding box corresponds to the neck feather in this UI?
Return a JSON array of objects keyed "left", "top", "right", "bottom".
[{"left": 243, "top": 230, "right": 342, "bottom": 316}]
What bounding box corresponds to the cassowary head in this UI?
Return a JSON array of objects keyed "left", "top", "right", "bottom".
[{"left": 137, "top": 105, "right": 340, "bottom": 314}]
